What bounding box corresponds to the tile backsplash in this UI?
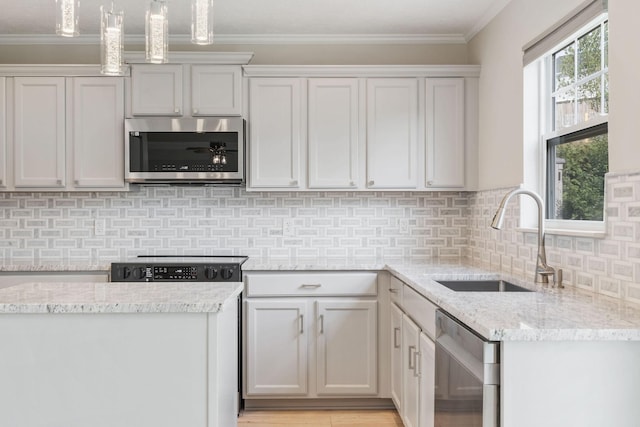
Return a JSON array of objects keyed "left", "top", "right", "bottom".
[
  {"left": 0, "top": 187, "right": 469, "bottom": 262},
  {"left": 2, "top": 171, "right": 639, "bottom": 303},
  {"left": 467, "top": 172, "right": 640, "bottom": 304}
]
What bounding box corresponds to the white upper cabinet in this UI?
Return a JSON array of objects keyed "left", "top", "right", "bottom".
[
  {"left": 13, "top": 77, "right": 66, "bottom": 188},
  {"left": 0, "top": 77, "right": 6, "bottom": 189},
  {"left": 70, "top": 77, "right": 125, "bottom": 189},
  {"left": 425, "top": 78, "right": 465, "bottom": 189},
  {"left": 130, "top": 64, "right": 183, "bottom": 116},
  {"left": 191, "top": 65, "right": 242, "bottom": 116},
  {"left": 7, "top": 75, "right": 126, "bottom": 192},
  {"left": 130, "top": 64, "right": 242, "bottom": 117},
  {"left": 366, "top": 79, "right": 418, "bottom": 189},
  {"left": 248, "top": 78, "right": 302, "bottom": 189},
  {"left": 307, "top": 79, "right": 360, "bottom": 189}
]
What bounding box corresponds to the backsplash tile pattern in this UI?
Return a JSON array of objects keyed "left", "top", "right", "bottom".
[
  {"left": 0, "top": 188, "right": 469, "bottom": 262},
  {"left": 467, "top": 172, "right": 640, "bottom": 304}
]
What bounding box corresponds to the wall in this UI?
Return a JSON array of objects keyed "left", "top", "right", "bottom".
[
  {"left": 0, "top": 43, "right": 469, "bottom": 65},
  {"left": 467, "top": 0, "right": 586, "bottom": 190},
  {"left": 0, "top": 188, "right": 469, "bottom": 262}
]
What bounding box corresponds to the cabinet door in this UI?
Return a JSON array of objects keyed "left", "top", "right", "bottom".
[
  {"left": 131, "top": 64, "right": 183, "bottom": 116},
  {"left": 245, "top": 299, "right": 308, "bottom": 396},
  {"left": 13, "top": 77, "right": 66, "bottom": 188},
  {"left": 307, "top": 79, "right": 359, "bottom": 189},
  {"left": 402, "top": 314, "right": 421, "bottom": 427},
  {"left": 191, "top": 65, "right": 241, "bottom": 116},
  {"left": 366, "top": 79, "right": 418, "bottom": 189},
  {"left": 418, "top": 332, "right": 435, "bottom": 427},
  {"left": 70, "top": 77, "right": 125, "bottom": 189},
  {"left": 248, "top": 78, "right": 302, "bottom": 188},
  {"left": 0, "top": 77, "right": 6, "bottom": 189},
  {"left": 390, "top": 303, "right": 403, "bottom": 410},
  {"left": 316, "top": 300, "right": 377, "bottom": 395},
  {"left": 425, "top": 78, "right": 465, "bottom": 188}
]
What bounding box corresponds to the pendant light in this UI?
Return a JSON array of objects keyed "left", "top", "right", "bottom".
[
  {"left": 191, "top": 0, "right": 214, "bottom": 45},
  {"left": 55, "top": 0, "right": 80, "bottom": 37},
  {"left": 100, "top": 2, "right": 124, "bottom": 76},
  {"left": 146, "top": 0, "right": 169, "bottom": 64}
]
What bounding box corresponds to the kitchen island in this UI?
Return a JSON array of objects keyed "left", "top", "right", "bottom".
[{"left": 0, "top": 281, "right": 242, "bottom": 427}]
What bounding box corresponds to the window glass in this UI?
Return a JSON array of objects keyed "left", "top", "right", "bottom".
[
  {"left": 578, "top": 26, "right": 601, "bottom": 79},
  {"left": 547, "top": 124, "right": 608, "bottom": 221}
]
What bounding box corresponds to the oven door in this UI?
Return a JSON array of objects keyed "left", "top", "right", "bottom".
[{"left": 434, "top": 311, "right": 499, "bottom": 427}]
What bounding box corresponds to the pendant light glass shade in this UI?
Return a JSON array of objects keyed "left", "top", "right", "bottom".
[
  {"left": 146, "top": 0, "right": 169, "bottom": 64},
  {"left": 191, "top": 0, "right": 214, "bottom": 45},
  {"left": 100, "top": 4, "right": 124, "bottom": 76},
  {"left": 55, "top": 0, "right": 80, "bottom": 37}
]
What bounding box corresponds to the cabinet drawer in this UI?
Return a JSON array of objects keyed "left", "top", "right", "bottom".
[
  {"left": 402, "top": 284, "right": 438, "bottom": 340},
  {"left": 245, "top": 272, "right": 378, "bottom": 297},
  {"left": 389, "top": 275, "right": 403, "bottom": 305}
]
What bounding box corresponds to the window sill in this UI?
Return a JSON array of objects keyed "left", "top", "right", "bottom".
[{"left": 517, "top": 227, "right": 606, "bottom": 239}]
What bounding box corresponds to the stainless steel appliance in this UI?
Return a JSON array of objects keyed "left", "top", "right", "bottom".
[
  {"left": 124, "top": 117, "right": 245, "bottom": 185},
  {"left": 435, "top": 310, "right": 499, "bottom": 427}
]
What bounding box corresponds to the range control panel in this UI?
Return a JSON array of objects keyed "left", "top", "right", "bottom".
[{"left": 110, "top": 263, "right": 242, "bottom": 282}]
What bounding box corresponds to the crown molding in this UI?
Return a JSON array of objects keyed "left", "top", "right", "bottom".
[
  {"left": 465, "top": 0, "right": 513, "bottom": 41},
  {"left": 0, "top": 64, "right": 129, "bottom": 76},
  {"left": 242, "top": 65, "right": 481, "bottom": 78},
  {"left": 0, "top": 33, "right": 467, "bottom": 46},
  {"left": 123, "top": 51, "right": 254, "bottom": 65}
]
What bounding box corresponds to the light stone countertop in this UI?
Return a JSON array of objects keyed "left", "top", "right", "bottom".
[
  {"left": 3, "top": 257, "right": 640, "bottom": 341},
  {"left": 0, "top": 281, "right": 243, "bottom": 314}
]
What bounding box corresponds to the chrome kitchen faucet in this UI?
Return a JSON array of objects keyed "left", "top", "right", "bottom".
[{"left": 491, "top": 187, "right": 563, "bottom": 287}]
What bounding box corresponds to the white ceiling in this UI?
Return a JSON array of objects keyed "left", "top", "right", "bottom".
[{"left": 0, "top": 0, "right": 511, "bottom": 45}]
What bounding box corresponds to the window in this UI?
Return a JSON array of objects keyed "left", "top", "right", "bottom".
[{"left": 542, "top": 17, "right": 609, "bottom": 228}]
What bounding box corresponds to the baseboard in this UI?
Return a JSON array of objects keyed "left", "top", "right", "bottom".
[{"left": 243, "top": 398, "right": 395, "bottom": 410}]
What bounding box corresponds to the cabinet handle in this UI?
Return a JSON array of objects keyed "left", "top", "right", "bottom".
[
  {"left": 393, "top": 327, "right": 400, "bottom": 349},
  {"left": 0, "top": 179, "right": 3, "bottom": 185},
  {"left": 408, "top": 345, "right": 416, "bottom": 370},
  {"left": 414, "top": 351, "right": 421, "bottom": 377},
  {"left": 299, "top": 314, "right": 304, "bottom": 334},
  {"left": 389, "top": 288, "right": 398, "bottom": 294},
  {"left": 319, "top": 314, "right": 324, "bottom": 334},
  {"left": 301, "top": 283, "right": 322, "bottom": 289}
]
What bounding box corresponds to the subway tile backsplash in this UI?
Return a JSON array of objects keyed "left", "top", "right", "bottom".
[
  {"left": 2, "top": 171, "right": 640, "bottom": 304},
  {"left": 467, "top": 172, "right": 640, "bottom": 305},
  {"left": 0, "top": 187, "right": 469, "bottom": 262}
]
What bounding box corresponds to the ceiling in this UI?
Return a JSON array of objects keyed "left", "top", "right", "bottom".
[{"left": 0, "top": 0, "right": 511, "bottom": 45}]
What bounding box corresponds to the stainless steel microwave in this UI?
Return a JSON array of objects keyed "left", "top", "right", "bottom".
[{"left": 124, "top": 117, "right": 245, "bottom": 185}]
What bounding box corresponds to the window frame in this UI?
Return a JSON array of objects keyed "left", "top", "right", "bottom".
[{"left": 537, "top": 15, "right": 609, "bottom": 234}]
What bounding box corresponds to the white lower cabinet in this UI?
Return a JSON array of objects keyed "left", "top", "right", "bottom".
[
  {"left": 245, "top": 299, "right": 308, "bottom": 395},
  {"left": 390, "top": 278, "right": 437, "bottom": 427},
  {"left": 243, "top": 272, "right": 379, "bottom": 400}
]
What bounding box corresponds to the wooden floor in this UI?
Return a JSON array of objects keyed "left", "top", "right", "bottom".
[{"left": 238, "top": 409, "right": 403, "bottom": 427}]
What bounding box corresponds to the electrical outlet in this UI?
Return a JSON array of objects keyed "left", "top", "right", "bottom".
[
  {"left": 399, "top": 218, "right": 409, "bottom": 235},
  {"left": 282, "top": 218, "right": 294, "bottom": 237},
  {"left": 94, "top": 219, "right": 106, "bottom": 236}
]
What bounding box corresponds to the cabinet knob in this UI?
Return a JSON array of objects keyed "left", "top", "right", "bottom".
[
  {"left": 74, "top": 180, "right": 80, "bottom": 185},
  {"left": 350, "top": 181, "right": 356, "bottom": 187},
  {"left": 193, "top": 109, "right": 199, "bottom": 115},
  {"left": 56, "top": 179, "right": 62, "bottom": 185},
  {"left": 368, "top": 180, "right": 375, "bottom": 186},
  {"left": 427, "top": 180, "right": 434, "bottom": 186},
  {"left": 174, "top": 107, "right": 180, "bottom": 114},
  {"left": 290, "top": 180, "right": 298, "bottom": 186},
  {"left": 0, "top": 179, "right": 3, "bottom": 185}
]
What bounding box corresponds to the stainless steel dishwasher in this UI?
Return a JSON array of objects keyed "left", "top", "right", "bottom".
[{"left": 434, "top": 310, "right": 499, "bottom": 427}]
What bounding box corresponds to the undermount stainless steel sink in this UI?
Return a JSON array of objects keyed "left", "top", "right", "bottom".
[{"left": 435, "top": 280, "right": 533, "bottom": 292}]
